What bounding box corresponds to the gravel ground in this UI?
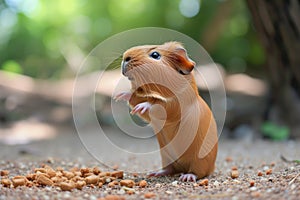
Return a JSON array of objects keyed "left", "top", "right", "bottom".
[{"left": 0, "top": 125, "right": 299, "bottom": 200}]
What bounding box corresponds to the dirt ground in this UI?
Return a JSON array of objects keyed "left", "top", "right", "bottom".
[{"left": 0, "top": 125, "right": 299, "bottom": 200}]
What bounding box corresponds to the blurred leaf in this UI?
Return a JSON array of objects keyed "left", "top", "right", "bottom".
[
  {"left": 261, "top": 121, "right": 289, "bottom": 141},
  {"left": 1, "top": 60, "right": 23, "bottom": 74}
]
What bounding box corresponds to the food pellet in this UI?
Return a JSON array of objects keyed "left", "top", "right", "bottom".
[
  {"left": 257, "top": 171, "right": 263, "bottom": 176},
  {"left": 85, "top": 175, "right": 99, "bottom": 185},
  {"left": 12, "top": 177, "right": 27, "bottom": 187},
  {"left": 144, "top": 192, "right": 156, "bottom": 198},
  {"left": 266, "top": 169, "right": 272, "bottom": 175},
  {"left": 1, "top": 179, "right": 12, "bottom": 187},
  {"left": 199, "top": 178, "right": 209, "bottom": 186},
  {"left": 249, "top": 180, "right": 255, "bottom": 187},
  {"left": 0, "top": 170, "right": 9, "bottom": 176},
  {"left": 120, "top": 179, "right": 135, "bottom": 188},
  {"left": 59, "top": 182, "right": 75, "bottom": 191},
  {"left": 36, "top": 174, "right": 54, "bottom": 186},
  {"left": 110, "top": 171, "right": 124, "bottom": 179},
  {"left": 139, "top": 180, "right": 148, "bottom": 187},
  {"left": 231, "top": 170, "right": 239, "bottom": 179}
]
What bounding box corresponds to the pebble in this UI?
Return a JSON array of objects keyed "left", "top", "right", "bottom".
[
  {"left": 117, "top": 189, "right": 126, "bottom": 195},
  {"left": 263, "top": 166, "right": 269, "bottom": 171},
  {"left": 171, "top": 180, "right": 178, "bottom": 186},
  {"left": 250, "top": 186, "right": 257, "bottom": 191},
  {"left": 213, "top": 180, "right": 220, "bottom": 186},
  {"left": 155, "top": 183, "right": 161, "bottom": 187}
]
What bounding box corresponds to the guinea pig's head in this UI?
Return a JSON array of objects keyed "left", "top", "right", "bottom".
[{"left": 121, "top": 41, "right": 195, "bottom": 80}]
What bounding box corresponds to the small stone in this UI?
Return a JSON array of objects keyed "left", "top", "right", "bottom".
[
  {"left": 249, "top": 180, "right": 255, "bottom": 187},
  {"left": 263, "top": 166, "right": 269, "bottom": 171},
  {"left": 117, "top": 189, "right": 126, "bottom": 195},
  {"left": 250, "top": 186, "right": 257, "bottom": 191},
  {"left": 251, "top": 191, "right": 261, "bottom": 198},
  {"left": 171, "top": 180, "right": 178, "bottom": 186},
  {"left": 225, "top": 157, "right": 233, "bottom": 162},
  {"left": 166, "top": 191, "right": 173, "bottom": 194},
  {"left": 231, "top": 166, "right": 238, "bottom": 170},
  {"left": 155, "top": 183, "right": 161, "bottom": 187},
  {"left": 257, "top": 171, "right": 263, "bottom": 176}
]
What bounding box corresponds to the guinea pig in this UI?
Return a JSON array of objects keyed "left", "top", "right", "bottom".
[{"left": 114, "top": 41, "right": 218, "bottom": 182}]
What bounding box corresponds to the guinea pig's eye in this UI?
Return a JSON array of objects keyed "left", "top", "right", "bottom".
[{"left": 149, "top": 51, "right": 161, "bottom": 60}]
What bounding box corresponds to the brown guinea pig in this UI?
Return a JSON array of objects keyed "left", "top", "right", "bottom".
[{"left": 114, "top": 41, "right": 218, "bottom": 182}]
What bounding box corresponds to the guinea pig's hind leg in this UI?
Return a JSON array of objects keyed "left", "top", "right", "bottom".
[
  {"left": 130, "top": 102, "right": 151, "bottom": 115},
  {"left": 179, "top": 173, "right": 197, "bottom": 182},
  {"left": 113, "top": 92, "right": 131, "bottom": 101}
]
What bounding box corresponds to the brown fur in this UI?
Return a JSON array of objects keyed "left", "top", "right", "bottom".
[{"left": 121, "top": 41, "right": 218, "bottom": 179}]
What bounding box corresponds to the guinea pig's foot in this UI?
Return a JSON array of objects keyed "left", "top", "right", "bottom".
[
  {"left": 148, "top": 167, "right": 174, "bottom": 177},
  {"left": 114, "top": 92, "right": 131, "bottom": 101},
  {"left": 131, "top": 102, "right": 151, "bottom": 115},
  {"left": 179, "top": 173, "right": 197, "bottom": 182}
]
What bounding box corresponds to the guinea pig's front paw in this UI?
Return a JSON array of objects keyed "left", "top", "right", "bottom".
[
  {"left": 113, "top": 92, "right": 131, "bottom": 102},
  {"left": 179, "top": 173, "right": 197, "bottom": 182},
  {"left": 130, "top": 102, "right": 152, "bottom": 115}
]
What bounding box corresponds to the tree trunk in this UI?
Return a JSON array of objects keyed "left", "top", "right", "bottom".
[{"left": 246, "top": 0, "right": 300, "bottom": 138}]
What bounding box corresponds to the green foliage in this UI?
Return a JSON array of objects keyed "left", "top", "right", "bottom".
[
  {"left": 0, "top": 0, "right": 265, "bottom": 79},
  {"left": 261, "top": 121, "right": 290, "bottom": 141},
  {"left": 1, "top": 60, "right": 23, "bottom": 73}
]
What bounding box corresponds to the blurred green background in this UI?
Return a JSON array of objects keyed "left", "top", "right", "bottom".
[{"left": 0, "top": 0, "right": 265, "bottom": 79}]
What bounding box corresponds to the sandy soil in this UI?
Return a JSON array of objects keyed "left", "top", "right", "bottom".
[{"left": 0, "top": 125, "right": 299, "bottom": 200}]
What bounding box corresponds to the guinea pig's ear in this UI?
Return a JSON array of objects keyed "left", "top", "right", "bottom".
[{"left": 173, "top": 47, "right": 195, "bottom": 75}]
